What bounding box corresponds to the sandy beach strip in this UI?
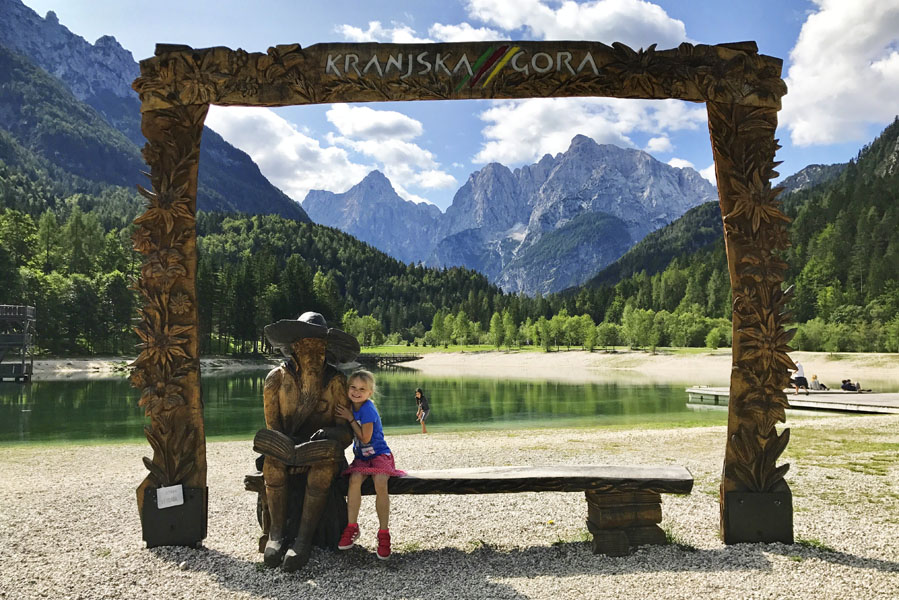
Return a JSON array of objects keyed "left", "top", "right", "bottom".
[
  {"left": 1, "top": 413, "right": 898, "bottom": 599},
  {"left": 28, "top": 350, "right": 899, "bottom": 388}
]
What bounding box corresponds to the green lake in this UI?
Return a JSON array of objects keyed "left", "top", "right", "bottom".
[{"left": 0, "top": 368, "right": 739, "bottom": 445}]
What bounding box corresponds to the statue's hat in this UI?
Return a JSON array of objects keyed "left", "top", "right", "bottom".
[{"left": 264, "top": 311, "right": 360, "bottom": 364}]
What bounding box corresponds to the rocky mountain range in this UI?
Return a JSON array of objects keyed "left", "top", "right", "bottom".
[
  {"left": 304, "top": 171, "right": 442, "bottom": 264},
  {"left": 777, "top": 163, "right": 847, "bottom": 196},
  {"left": 0, "top": 0, "right": 308, "bottom": 221},
  {"left": 0, "top": 0, "right": 714, "bottom": 295},
  {"left": 304, "top": 135, "right": 716, "bottom": 294}
]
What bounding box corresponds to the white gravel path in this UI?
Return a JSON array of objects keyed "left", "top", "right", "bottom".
[{"left": 1, "top": 414, "right": 898, "bottom": 599}]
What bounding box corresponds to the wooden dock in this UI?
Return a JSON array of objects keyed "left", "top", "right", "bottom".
[
  {"left": 686, "top": 386, "right": 899, "bottom": 414},
  {"left": 355, "top": 353, "right": 423, "bottom": 369}
]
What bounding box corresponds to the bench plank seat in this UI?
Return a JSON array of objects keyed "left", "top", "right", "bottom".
[
  {"left": 350, "top": 465, "right": 694, "bottom": 496},
  {"left": 246, "top": 463, "right": 693, "bottom": 557}
]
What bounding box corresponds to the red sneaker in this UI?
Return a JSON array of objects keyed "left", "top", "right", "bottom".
[
  {"left": 376, "top": 529, "right": 391, "bottom": 560},
  {"left": 338, "top": 523, "right": 359, "bottom": 550}
]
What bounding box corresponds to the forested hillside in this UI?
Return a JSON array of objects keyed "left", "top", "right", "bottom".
[
  {"left": 564, "top": 118, "right": 899, "bottom": 352},
  {"left": 782, "top": 117, "right": 899, "bottom": 350},
  {"left": 5, "top": 118, "right": 898, "bottom": 356},
  {"left": 0, "top": 45, "right": 144, "bottom": 187},
  {"left": 0, "top": 169, "right": 510, "bottom": 354},
  {"left": 3, "top": 29, "right": 897, "bottom": 358}
]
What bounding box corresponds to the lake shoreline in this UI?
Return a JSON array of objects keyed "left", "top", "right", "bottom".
[{"left": 28, "top": 349, "right": 899, "bottom": 388}]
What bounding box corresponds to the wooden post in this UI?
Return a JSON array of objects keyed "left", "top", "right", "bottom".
[
  {"left": 130, "top": 104, "right": 209, "bottom": 547},
  {"left": 708, "top": 101, "right": 794, "bottom": 544},
  {"left": 586, "top": 490, "right": 666, "bottom": 555}
]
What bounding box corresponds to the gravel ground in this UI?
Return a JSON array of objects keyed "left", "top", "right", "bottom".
[{"left": 1, "top": 414, "right": 898, "bottom": 599}]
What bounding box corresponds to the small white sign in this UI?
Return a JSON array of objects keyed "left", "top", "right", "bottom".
[{"left": 156, "top": 484, "right": 184, "bottom": 509}]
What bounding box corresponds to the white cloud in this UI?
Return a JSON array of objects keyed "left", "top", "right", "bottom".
[
  {"left": 329, "top": 136, "right": 440, "bottom": 171},
  {"left": 465, "top": 0, "right": 688, "bottom": 48},
  {"left": 205, "top": 106, "right": 371, "bottom": 201},
  {"left": 416, "top": 169, "right": 459, "bottom": 189},
  {"left": 646, "top": 136, "right": 673, "bottom": 153},
  {"left": 325, "top": 104, "right": 458, "bottom": 199},
  {"left": 397, "top": 190, "right": 434, "bottom": 205},
  {"left": 337, "top": 21, "right": 433, "bottom": 43},
  {"left": 781, "top": 0, "right": 899, "bottom": 145},
  {"left": 699, "top": 163, "right": 717, "bottom": 187},
  {"left": 328, "top": 135, "right": 456, "bottom": 194},
  {"left": 473, "top": 97, "right": 706, "bottom": 165},
  {"left": 428, "top": 22, "right": 506, "bottom": 42},
  {"left": 326, "top": 104, "right": 423, "bottom": 141},
  {"left": 209, "top": 103, "right": 456, "bottom": 204},
  {"left": 667, "top": 158, "right": 693, "bottom": 169}
]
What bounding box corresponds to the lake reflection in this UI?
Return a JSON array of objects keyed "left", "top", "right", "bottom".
[{"left": 0, "top": 369, "right": 726, "bottom": 444}]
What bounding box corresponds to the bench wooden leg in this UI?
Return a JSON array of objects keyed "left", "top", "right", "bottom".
[{"left": 585, "top": 490, "right": 666, "bottom": 556}]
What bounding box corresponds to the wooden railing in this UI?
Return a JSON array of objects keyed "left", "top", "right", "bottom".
[{"left": 0, "top": 305, "right": 35, "bottom": 319}]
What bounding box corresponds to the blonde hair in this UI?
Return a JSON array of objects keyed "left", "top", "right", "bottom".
[{"left": 348, "top": 369, "right": 376, "bottom": 399}]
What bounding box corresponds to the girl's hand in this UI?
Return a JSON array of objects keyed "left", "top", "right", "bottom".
[{"left": 336, "top": 403, "right": 353, "bottom": 422}]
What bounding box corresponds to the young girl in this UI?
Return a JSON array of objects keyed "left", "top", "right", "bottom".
[
  {"left": 335, "top": 370, "right": 405, "bottom": 559},
  {"left": 414, "top": 387, "right": 430, "bottom": 434}
]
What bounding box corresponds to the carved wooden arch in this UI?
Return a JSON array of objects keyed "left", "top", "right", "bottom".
[{"left": 131, "top": 40, "right": 793, "bottom": 545}]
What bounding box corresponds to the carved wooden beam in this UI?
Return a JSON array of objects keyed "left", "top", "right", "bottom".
[
  {"left": 130, "top": 104, "right": 208, "bottom": 542},
  {"left": 708, "top": 101, "right": 794, "bottom": 543},
  {"left": 133, "top": 41, "right": 786, "bottom": 111},
  {"left": 131, "top": 37, "right": 790, "bottom": 549}
]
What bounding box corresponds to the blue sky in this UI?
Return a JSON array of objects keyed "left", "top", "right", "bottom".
[{"left": 22, "top": 0, "right": 899, "bottom": 210}]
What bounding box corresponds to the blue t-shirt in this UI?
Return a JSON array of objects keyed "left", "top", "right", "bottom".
[{"left": 352, "top": 400, "right": 391, "bottom": 460}]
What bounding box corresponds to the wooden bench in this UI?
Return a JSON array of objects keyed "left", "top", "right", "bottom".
[{"left": 245, "top": 463, "right": 693, "bottom": 556}]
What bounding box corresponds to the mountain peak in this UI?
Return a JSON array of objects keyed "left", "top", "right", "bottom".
[
  {"left": 303, "top": 171, "right": 442, "bottom": 263},
  {"left": 358, "top": 170, "right": 399, "bottom": 195},
  {"left": 0, "top": 0, "right": 138, "bottom": 100},
  {"left": 570, "top": 133, "right": 595, "bottom": 147},
  {"left": 362, "top": 169, "right": 390, "bottom": 183},
  {"left": 95, "top": 34, "right": 122, "bottom": 48}
]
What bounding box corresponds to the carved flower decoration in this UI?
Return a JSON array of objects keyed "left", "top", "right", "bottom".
[
  {"left": 737, "top": 252, "right": 789, "bottom": 287},
  {"left": 724, "top": 172, "right": 790, "bottom": 233},
  {"left": 180, "top": 51, "right": 226, "bottom": 104},
  {"left": 141, "top": 249, "right": 188, "bottom": 290},
  {"left": 135, "top": 322, "right": 192, "bottom": 368},
  {"left": 141, "top": 143, "right": 162, "bottom": 168},
  {"left": 724, "top": 219, "right": 790, "bottom": 252},
  {"left": 169, "top": 292, "right": 191, "bottom": 315},
  {"left": 131, "top": 227, "right": 156, "bottom": 254},
  {"left": 738, "top": 311, "right": 795, "bottom": 373},
  {"left": 227, "top": 49, "right": 250, "bottom": 73},
  {"left": 609, "top": 43, "right": 669, "bottom": 98},
  {"left": 734, "top": 367, "right": 790, "bottom": 432},
  {"left": 133, "top": 60, "right": 176, "bottom": 96},
  {"left": 139, "top": 381, "right": 186, "bottom": 416},
  {"left": 130, "top": 367, "right": 148, "bottom": 389},
  {"left": 135, "top": 181, "right": 193, "bottom": 234},
  {"left": 234, "top": 77, "right": 260, "bottom": 98}
]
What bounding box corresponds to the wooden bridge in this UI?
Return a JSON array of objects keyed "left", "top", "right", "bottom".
[
  {"left": 0, "top": 305, "right": 35, "bottom": 383},
  {"left": 355, "top": 353, "right": 423, "bottom": 369}
]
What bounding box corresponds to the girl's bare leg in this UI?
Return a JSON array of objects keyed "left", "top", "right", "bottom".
[
  {"left": 373, "top": 473, "right": 390, "bottom": 529},
  {"left": 347, "top": 472, "right": 366, "bottom": 523}
]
